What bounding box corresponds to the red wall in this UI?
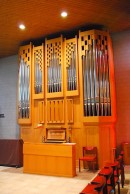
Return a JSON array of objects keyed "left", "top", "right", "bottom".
[{"left": 112, "top": 30, "right": 130, "bottom": 149}]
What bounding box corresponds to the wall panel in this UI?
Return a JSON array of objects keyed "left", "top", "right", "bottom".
[{"left": 112, "top": 30, "right": 130, "bottom": 150}]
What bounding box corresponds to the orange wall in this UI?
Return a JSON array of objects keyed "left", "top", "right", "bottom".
[{"left": 112, "top": 30, "right": 130, "bottom": 151}]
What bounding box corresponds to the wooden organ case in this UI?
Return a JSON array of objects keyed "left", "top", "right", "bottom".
[{"left": 18, "top": 29, "right": 116, "bottom": 168}]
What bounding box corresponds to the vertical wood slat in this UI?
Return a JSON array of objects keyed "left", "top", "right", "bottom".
[
  {"left": 51, "top": 101, "right": 55, "bottom": 122},
  {"left": 38, "top": 101, "right": 44, "bottom": 124},
  {"left": 46, "top": 99, "right": 64, "bottom": 123},
  {"left": 66, "top": 99, "right": 74, "bottom": 123},
  {"left": 34, "top": 100, "right": 38, "bottom": 127},
  {"left": 55, "top": 100, "right": 59, "bottom": 122},
  {"left": 47, "top": 100, "right": 51, "bottom": 123},
  {"left": 59, "top": 100, "right": 64, "bottom": 123}
]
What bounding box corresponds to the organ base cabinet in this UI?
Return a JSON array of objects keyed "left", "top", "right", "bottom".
[{"left": 23, "top": 142, "right": 76, "bottom": 177}]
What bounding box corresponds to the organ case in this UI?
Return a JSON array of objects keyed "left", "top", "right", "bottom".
[{"left": 18, "top": 29, "right": 116, "bottom": 168}]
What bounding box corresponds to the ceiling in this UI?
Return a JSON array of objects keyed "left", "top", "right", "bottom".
[{"left": 0, "top": 0, "right": 130, "bottom": 58}]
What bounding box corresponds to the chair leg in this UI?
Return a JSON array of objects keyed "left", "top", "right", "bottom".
[
  {"left": 121, "top": 166, "right": 125, "bottom": 188},
  {"left": 117, "top": 181, "right": 120, "bottom": 194},
  {"left": 115, "top": 179, "right": 120, "bottom": 194}
]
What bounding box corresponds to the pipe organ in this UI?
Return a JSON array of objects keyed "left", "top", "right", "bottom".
[{"left": 18, "top": 29, "right": 116, "bottom": 167}]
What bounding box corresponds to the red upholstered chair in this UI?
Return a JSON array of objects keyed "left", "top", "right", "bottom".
[
  {"left": 98, "top": 167, "right": 113, "bottom": 194},
  {"left": 79, "top": 183, "right": 103, "bottom": 194},
  {"left": 103, "top": 161, "right": 121, "bottom": 194},
  {"left": 91, "top": 175, "right": 106, "bottom": 194},
  {"left": 79, "top": 146, "right": 98, "bottom": 172}
]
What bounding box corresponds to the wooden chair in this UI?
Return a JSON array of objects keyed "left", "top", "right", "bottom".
[{"left": 79, "top": 146, "right": 98, "bottom": 172}]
